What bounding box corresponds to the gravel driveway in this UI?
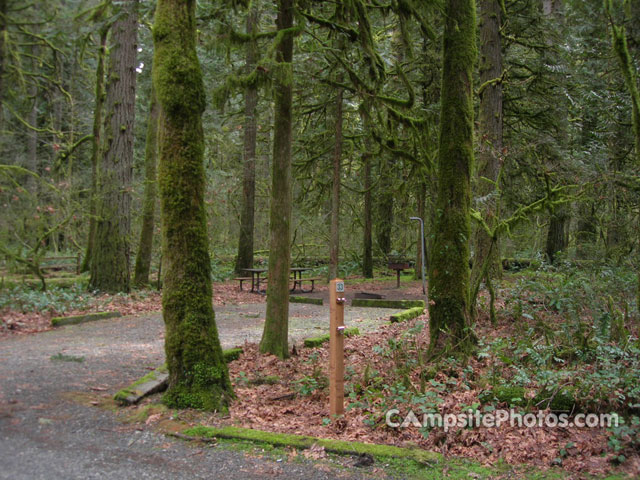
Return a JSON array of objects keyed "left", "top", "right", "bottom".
[{"left": 0, "top": 303, "right": 396, "bottom": 479}]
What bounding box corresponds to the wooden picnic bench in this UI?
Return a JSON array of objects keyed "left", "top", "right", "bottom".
[
  {"left": 233, "top": 277, "right": 252, "bottom": 291},
  {"left": 290, "top": 276, "right": 322, "bottom": 293},
  {"left": 236, "top": 267, "right": 321, "bottom": 293}
]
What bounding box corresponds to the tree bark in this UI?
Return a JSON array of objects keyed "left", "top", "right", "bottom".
[
  {"left": 26, "top": 71, "right": 38, "bottom": 193},
  {"left": 81, "top": 27, "right": 108, "bottom": 273},
  {"left": 542, "top": 0, "right": 570, "bottom": 264},
  {"left": 0, "top": 0, "right": 7, "bottom": 127},
  {"left": 89, "top": 1, "right": 137, "bottom": 293},
  {"left": 133, "top": 85, "right": 159, "bottom": 287},
  {"left": 153, "top": 0, "right": 233, "bottom": 410},
  {"left": 260, "top": 0, "right": 294, "bottom": 359},
  {"left": 607, "top": 0, "right": 640, "bottom": 315},
  {"left": 470, "top": 0, "right": 503, "bottom": 314},
  {"left": 414, "top": 182, "right": 426, "bottom": 280},
  {"left": 428, "top": 0, "right": 476, "bottom": 357},
  {"left": 545, "top": 211, "right": 568, "bottom": 263},
  {"left": 234, "top": 7, "right": 259, "bottom": 275},
  {"left": 362, "top": 115, "right": 373, "bottom": 278},
  {"left": 375, "top": 159, "right": 394, "bottom": 257},
  {"left": 329, "top": 83, "right": 343, "bottom": 280}
]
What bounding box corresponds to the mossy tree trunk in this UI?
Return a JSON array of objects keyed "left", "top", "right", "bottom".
[
  {"left": 153, "top": 0, "right": 233, "bottom": 410},
  {"left": 234, "top": 7, "right": 259, "bottom": 275},
  {"left": 375, "top": 158, "right": 394, "bottom": 258},
  {"left": 329, "top": 74, "right": 343, "bottom": 281},
  {"left": 260, "top": 0, "right": 294, "bottom": 359},
  {"left": 362, "top": 140, "right": 373, "bottom": 277},
  {"left": 428, "top": 0, "right": 477, "bottom": 357},
  {"left": 81, "top": 27, "right": 108, "bottom": 273},
  {"left": 361, "top": 102, "right": 374, "bottom": 278},
  {"left": 542, "top": 0, "right": 570, "bottom": 265},
  {"left": 606, "top": 0, "right": 640, "bottom": 314},
  {"left": 26, "top": 55, "right": 38, "bottom": 193},
  {"left": 575, "top": 113, "right": 597, "bottom": 259},
  {"left": 0, "top": 0, "right": 6, "bottom": 125},
  {"left": 470, "top": 0, "right": 503, "bottom": 318},
  {"left": 89, "top": 2, "right": 137, "bottom": 293},
  {"left": 545, "top": 208, "right": 569, "bottom": 263},
  {"left": 414, "top": 182, "right": 426, "bottom": 280},
  {"left": 133, "top": 85, "right": 159, "bottom": 287}
]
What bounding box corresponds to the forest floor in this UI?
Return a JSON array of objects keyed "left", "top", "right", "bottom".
[
  {"left": 1, "top": 273, "right": 638, "bottom": 478},
  {"left": 0, "top": 272, "right": 423, "bottom": 337},
  {"left": 159, "top": 304, "right": 639, "bottom": 479},
  {"left": 0, "top": 301, "right": 394, "bottom": 479}
]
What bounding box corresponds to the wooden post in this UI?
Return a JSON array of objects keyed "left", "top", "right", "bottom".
[{"left": 329, "top": 278, "right": 345, "bottom": 416}]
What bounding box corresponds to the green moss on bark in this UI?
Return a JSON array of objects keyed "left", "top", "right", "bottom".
[
  {"left": 153, "top": 0, "right": 233, "bottom": 411},
  {"left": 89, "top": 0, "right": 138, "bottom": 294},
  {"left": 260, "top": 0, "right": 295, "bottom": 360},
  {"left": 428, "top": 0, "right": 477, "bottom": 358},
  {"left": 133, "top": 86, "right": 159, "bottom": 287}
]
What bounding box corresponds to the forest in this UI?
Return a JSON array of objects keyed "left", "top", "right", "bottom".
[{"left": 1, "top": 0, "right": 640, "bottom": 478}]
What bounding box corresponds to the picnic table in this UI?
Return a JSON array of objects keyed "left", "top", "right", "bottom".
[
  {"left": 241, "top": 268, "right": 268, "bottom": 293},
  {"left": 236, "top": 267, "right": 321, "bottom": 293},
  {"left": 289, "top": 267, "right": 310, "bottom": 292}
]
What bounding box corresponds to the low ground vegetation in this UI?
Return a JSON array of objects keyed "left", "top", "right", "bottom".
[{"left": 3, "top": 260, "right": 640, "bottom": 477}]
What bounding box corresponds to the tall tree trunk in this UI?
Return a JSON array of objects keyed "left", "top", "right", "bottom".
[
  {"left": 89, "top": 1, "right": 138, "bottom": 293},
  {"left": 376, "top": 158, "right": 394, "bottom": 257},
  {"left": 133, "top": 85, "right": 159, "bottom": 287},
  {"left": 260, "top": 0, "right": 294, "bottom": 359},
  {"left": 362, "top": 125, "right": 373, "bottom": 278},
  {"left": 470, "top": 0, "right": 503, "bottom": 315},
  {"left": 81, "top": 27, "right": 108, "bottom": 273},
  {"left": 414, "top": 181, "right": 426, "bottom": 280},
  {"left": 26, "top": 74, "right": 38, "bottom": 193},
  {"left": 0, "top": 0, "right": 7, "bottom": 128},
  {"left": 545, "top": 211, "right": 568, "bottom": 263},
  {"left": 153, "top": 0, "right": 233, "bottom": 410},
  {"left": 542, "top": 0, "right": 569, "bottom": 264},
  {"left": 607, "top": 0, "right": 640, "bottom": 314},
  {"left": 428, "top": 0, "right": 476, "bottom": 357},
  {"left": 329, "top": 84, "right": 343, "bottom": 280},
  {"left": 234, "top": 7, "right": 259, "bottom": 275},
  {"left": 575, "top": 111, "right": 597, "bottom": 259}
]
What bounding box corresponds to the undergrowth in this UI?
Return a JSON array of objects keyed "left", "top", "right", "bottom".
[{"left": 0, "top": 283, "right": 91, "bottom": 314}]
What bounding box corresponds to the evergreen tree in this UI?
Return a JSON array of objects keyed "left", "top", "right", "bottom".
[
  {"left": 428, "top": 0, "right": 477, "bottom": 357},
  {"left": 89, "top": 0, "right": 138, "bottom": 293},
  {"left": 260, "top": 0, "right": 295, "bottom": 359},
  {"left": 153, "top": 0, "right": 233, "bottom": 409},
  {"left": 133, "top": 85, "right": 159, "bottom": 287}
]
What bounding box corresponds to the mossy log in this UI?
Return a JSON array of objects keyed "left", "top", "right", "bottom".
[
  {"left": 114, "top": 365, "right": 168, "bottom": 405},
  {"left": 289, "top": 296, "right": 323, "bottom": 305},
  {"left": 303, "top": 327, "right": 359, "bottom": 348},
  {"left": 389, "top": 307, "right": 425, "bottom": 323},
  {"left": 114, "top": 347, "right": 243, "bottom": 405},
  {"left": 51, "top": 311, "right": 121, "bottom": 327},
  {"left": 351, "top": 298, "right": 425, "bottom": 309},
  {"left": 182, "top": 425, "right": 441, "bottom": 463}
]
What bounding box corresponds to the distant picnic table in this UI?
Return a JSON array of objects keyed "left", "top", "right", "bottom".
[{"left": 236, "top": 267, "right": 321, "bottom": 293}]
